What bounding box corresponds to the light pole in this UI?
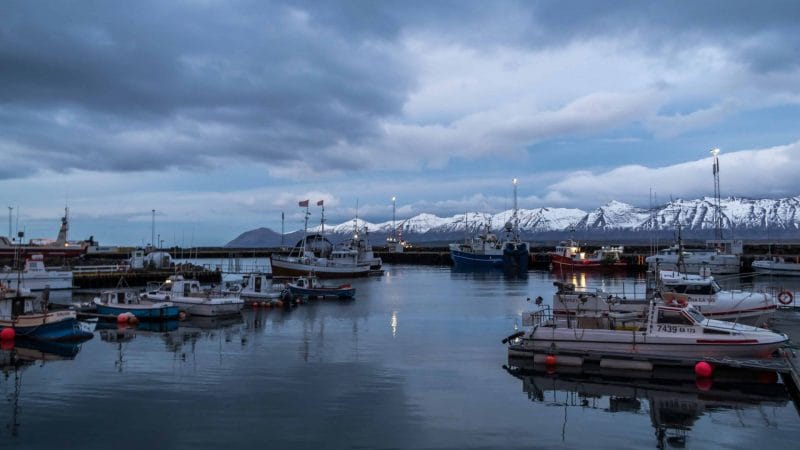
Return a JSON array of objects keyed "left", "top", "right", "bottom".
[{"left": 391, "top": 196, "right": 396, "bottom": 242}]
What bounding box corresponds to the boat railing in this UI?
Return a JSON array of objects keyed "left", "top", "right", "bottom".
[{"left": 522, "top": 306, "right": 552, "bottom": 327}]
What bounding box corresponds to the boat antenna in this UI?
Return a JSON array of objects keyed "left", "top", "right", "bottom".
[{"left": 281, "top": 211, "right": 285, "bottom": 247}]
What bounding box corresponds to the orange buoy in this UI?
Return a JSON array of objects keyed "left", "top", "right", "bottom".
[
  {"left": 0, "top": 327, "right": 16, "bottom": 341},
  {"left": 275, "top": 300, "right": 284, "bottom": 308},
  {"left": 127, "top": 314, "right": 139, "bottom": 324},
  {"left": 178, "top": 311, "right": 187, "bottom": 321},
  {"left": 544, "top": 354, "right": 557, "bottom": 366},
  {"left": 694, "top": 361, "right": 713, "bottom": 378}
]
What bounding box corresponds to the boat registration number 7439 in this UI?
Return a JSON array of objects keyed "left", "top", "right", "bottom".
[{"left": 656, "top": 325, "right": 697, "bottom": 334}]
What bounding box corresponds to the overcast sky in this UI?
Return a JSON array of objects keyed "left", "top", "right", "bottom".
[{"left": 2, "top": 0, "right": 799, "bottom": 245}]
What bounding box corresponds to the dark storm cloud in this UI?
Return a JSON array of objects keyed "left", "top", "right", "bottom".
[
  {"left": 0, "top": 0, "right": 412, "bottom": 178},
  {"left": 1, "top": 0, "right": 798, "bottom": 179}
]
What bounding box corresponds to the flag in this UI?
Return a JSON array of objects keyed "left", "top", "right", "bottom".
[
  {"left": 317, "top": 200, "right": 324, "bottom": 206},
  {"left": 298, "top": 200, "right": 309, "bottom": 207}
]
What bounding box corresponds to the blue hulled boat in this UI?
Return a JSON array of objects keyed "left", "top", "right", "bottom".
[
  {"left": 1, "top": 286, "right": 93, "bottom": 341},
  {"left": 93, "top": 290, "right": 180, "bottom": 320},
  {"left": 449, "top": 179, "right": 529, "bottom": 274}
]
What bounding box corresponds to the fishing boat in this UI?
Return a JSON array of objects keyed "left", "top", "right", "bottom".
[
  {"left": 506, "top": 299, "right": 788, "bottom": 362},
  {"left": 287, "top": 276, "right": 355, "bottom": 299},
  {"left": 93, "top": 289, "right": 180, "bottom": 320},
  {"left": 0, "top": 284, "right": 93, "bottom": 341},
  {"left": 552, "top": 268, "right": 776, "bottom": 327},
  {"left": 645, "top": 244, "right": 741, "bottom": 275},
  {"left": 752, "top": 257, "right": 800, "bottom": 276},
  {"left": 0, "top": 254, "right": 73, "bottom": 291},
  {"left": 449, "top": 223, "right": 504, "bottom": 268},
  {"left": 141, "top": 275, "right": 243, "bottom": 317},
  {"left": 450, "top": 179, "right": 529, "bottom": 273},
  {"left": 549, "top": 240, "right": 627, "bottom": 271},
  {"left": 271, "top": 201, "right": 371, "bottom": 278},
  {"left": 229, "top": 272, "right": 286, "bottom": 304},
  {"left": 337, "top": 226, "right": 382, "bottom": 271},
  {"left": 0, "top": 208, "right": 87, "bottom": 258}
]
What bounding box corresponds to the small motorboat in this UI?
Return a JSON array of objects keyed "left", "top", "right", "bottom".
[
  {"left": 142, "top": 275, "right": 243, "bottom": 317},
  {"left": 93, "top": 289, "right": 180, "bottom": 320},
  {"left": 752, "top": 257, "right": 800, "bottom": 276},
  {"left": 227, "top": 273, "right": 285, "bottom": 305},
  {"left": 287, "top": 276, "right": 355, "bottom": 299}
]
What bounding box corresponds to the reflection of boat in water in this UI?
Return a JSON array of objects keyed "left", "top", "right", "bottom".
[
  {"left": 1, "top": 337, "right": 84, "bottom": 437},
  {"left": 549, "top": 240, "right": 627, "bottom": 271},
  {"left": 504, "top": 361, "right": 789, "bottom": 449}
]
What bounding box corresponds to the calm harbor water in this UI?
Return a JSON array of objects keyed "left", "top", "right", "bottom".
[{"left": 2, "top": 264, "right": 800, "bottom": 449}]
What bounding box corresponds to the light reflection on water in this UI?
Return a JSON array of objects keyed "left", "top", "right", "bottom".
[{"left": 1, "top": 264, "right": 798, "bottom": 449}]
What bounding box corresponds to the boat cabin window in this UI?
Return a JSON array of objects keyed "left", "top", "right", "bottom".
[
  {"left": 683, "top": 284, "right": 715, "bottom": 295},
  {"left": 684, "top": 307, "right": 706, "bottom": 323},
  {"left": 658, "top": 309, "right": 693, "bottom": 325},
  {"left": 254, "top": 276, "right": 262, "bottom": 292},
  {"left": 117, "top": 292, "right": 126, "bottom": 304},
  {"left": 184, "top": 283, "right": 191, "bottom": 296}
]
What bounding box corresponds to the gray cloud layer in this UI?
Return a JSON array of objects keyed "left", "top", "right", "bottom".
[{"left": 1, "top": 0, "right": 799, "bottom": 179}]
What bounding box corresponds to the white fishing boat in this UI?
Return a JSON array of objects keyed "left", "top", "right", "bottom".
[
  {"left": 228, "top": 273, "right": 286, "bottom": 304},
  {"left": 0, "top": 254, "right": 73, "bottom": 291},
  {"left": 645, "top": 243, "right": 741, "bottom": 275},
  {"left": 337, "top": 226, "right": 382, "bottom": 271},
  {"left": 271, "top": 202, "right": 371, "bottom": 278},
  {"left": 552, "top": 268, "right": 776, "bottom": 327},
  {"left": 752, "top": 257, "right": 800, "bottom": 276},
  {"left": 507, "top": 300, "right": 788, "bottom": 362},
  {"left": 142, "top": 275, "right": 243, "bottom": 317}
]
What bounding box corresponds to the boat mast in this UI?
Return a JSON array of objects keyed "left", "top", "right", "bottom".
[
  {"left": 319, "top": 200, "right": 325, "bottom": 236},
  {"left": 711, "top": 147, "right": 722, "bottom": 241}
]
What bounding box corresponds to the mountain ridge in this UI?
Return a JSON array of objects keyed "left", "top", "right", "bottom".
[{"left": 226, "top": 196, "right": 800, "bottom": 247}]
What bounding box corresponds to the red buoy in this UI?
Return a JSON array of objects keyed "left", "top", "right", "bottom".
[
  {"left": 0, "top": 327, "right": 16, "bottom": 341},
  {"left": 694, "top": 361, "right": 713, "bottom": 378},
  {"left": 117, "top": 313, "right": 128, "bottom": 323},
  {"left": 695, "top": 377, "right": 713, "bottom": 391},
  {"left": 544, "top": 354, "right": 557, "bottom": 366}
]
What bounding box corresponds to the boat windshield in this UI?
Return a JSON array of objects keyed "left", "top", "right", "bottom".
[{"left": 684, "top": 306, "right": 706, "bottom": 323}]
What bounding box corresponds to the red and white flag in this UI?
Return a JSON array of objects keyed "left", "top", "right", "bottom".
[
  {"left": 298, "top": 199, "right": 309, "bottom": 207},
  {"left": 317, "top": 200, "right": 324, "bottom": 206}
]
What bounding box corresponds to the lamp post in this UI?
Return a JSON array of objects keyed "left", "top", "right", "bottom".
[{"left": 391, "top": 196, "right": 397, "bottom": 242}]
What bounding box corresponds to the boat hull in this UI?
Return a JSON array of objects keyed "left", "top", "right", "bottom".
[
  {"left": 510, "top": 328, "right": 786, "bottom": 361},
  {"left": 0, "top": 310, "right": 93, "bottom": 341},
  {"left": 288, "top": 285, "right": 355, "bottom": 299},
  {"left": 503, "top": 242, "right": 529, "bottom": 273},
  {"left": 450, "top": 248, "right": 504, "bottom": 269},
  {"left": 94, "top": 302, "right": 180, "bottom": 320},
  {"left": 752, "top": 260, "right": 800, "bottom": 276},
  {"left": 270, "top": 257, "right": 370, "bottom": 278},
  {"left": 549, "top": 254, "right": 627, "bottom": 270},
  {"left": 0, "top": 271, "right": 73, "bottom": 290}
]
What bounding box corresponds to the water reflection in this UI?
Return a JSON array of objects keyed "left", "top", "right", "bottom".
[
  {"left": 504, "top": 360, "right": 790, "bottom": 449},
  {"left": 1, "top": 339, "right": 83, "bottom": 438}
]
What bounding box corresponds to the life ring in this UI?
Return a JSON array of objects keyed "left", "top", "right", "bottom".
[
  {"left": 676, "top": 297, "right": 688, "bottom": 307},
  {"left": 777, "top": 291, "right": 794, "bottom": 305}
]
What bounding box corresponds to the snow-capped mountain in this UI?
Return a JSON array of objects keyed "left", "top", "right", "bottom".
[{"left": 226, "top": 197, "right": 800, "bottom": 247}]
